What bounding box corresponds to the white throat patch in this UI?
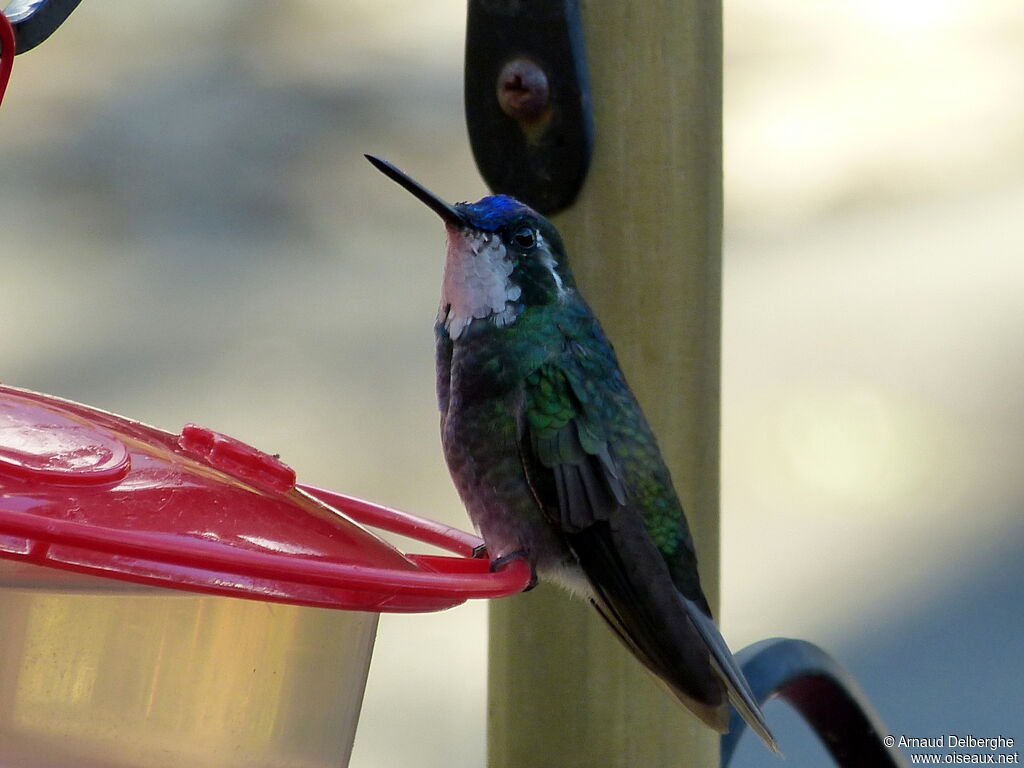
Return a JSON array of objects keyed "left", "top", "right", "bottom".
[{"left": 439, "top": 228, "right": 522, "bottom": 340}]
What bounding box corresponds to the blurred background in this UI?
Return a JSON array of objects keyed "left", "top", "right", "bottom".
[{"left": 2, "top": 0, "right": 1021, "bottom": 765}]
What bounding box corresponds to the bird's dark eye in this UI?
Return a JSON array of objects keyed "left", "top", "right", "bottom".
[{"left": 512, "top": 227, "right": 536, "bottom": 249}]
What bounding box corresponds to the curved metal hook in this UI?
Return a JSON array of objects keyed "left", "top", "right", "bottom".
[
  {"left": 721, "top": 637, "right": 908, "bottom": 767},
  {"left": 4, "top": 0, "right": 84, "bottom": 54}
]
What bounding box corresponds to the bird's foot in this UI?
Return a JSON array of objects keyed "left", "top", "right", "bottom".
[{"left": 489, "top": 550, "right": 538, "bottom": 592}]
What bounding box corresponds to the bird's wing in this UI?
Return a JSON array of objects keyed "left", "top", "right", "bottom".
[
  {"left": 435, "top": 322, "right": 453, "bottom": 419},
  {"left": 520, "top": 360, "right": 777, "bottom": 751}
]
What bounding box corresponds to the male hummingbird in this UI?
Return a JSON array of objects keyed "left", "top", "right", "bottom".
[{"left": 367, "top": 154, "right": 777, "bottom": 753}]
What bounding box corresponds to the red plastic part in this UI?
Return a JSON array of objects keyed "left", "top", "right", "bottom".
[
  {"left": 0, "top": 397, "right": 130, "bottom": 484},
  {"left": 180, "top": 423, "right": 296, "bottom": 493},
  {"left": 0, "top": 386, "right": 531, "bottom": 612},
  {"left": 299, "top": 484, "right": 486, "bottom": 559},
  {"left": 0, "top": 12, "right": 12, "bottom": 110}
]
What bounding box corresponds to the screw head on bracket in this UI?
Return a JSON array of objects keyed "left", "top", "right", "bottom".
[
  {"left": 465, "top": 0, "right": 593, "bottom": 213},
  {"left": 496, "top": 57, "right": 550, "bottom": 123}
]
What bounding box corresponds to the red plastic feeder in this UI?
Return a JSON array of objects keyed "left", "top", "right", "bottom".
[{"left": 0, "top": 384, "right": 529, "bottom": 768}]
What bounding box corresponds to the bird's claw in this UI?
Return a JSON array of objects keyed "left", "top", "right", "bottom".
[{"left": 489, "top": 550, "right": 538, "bottom": 592}]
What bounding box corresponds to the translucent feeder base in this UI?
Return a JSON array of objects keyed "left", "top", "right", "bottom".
[{"left": 0, "top": 563, "right": 378, "bottom": 768}]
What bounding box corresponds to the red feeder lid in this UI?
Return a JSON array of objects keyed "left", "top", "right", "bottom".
[{"left": 0, "top": 385, "right": 530, "bottom": 612}]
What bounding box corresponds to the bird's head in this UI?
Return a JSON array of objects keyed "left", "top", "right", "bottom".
[{"left": 367, "top": 155, "right": 574, "bottom": 340}]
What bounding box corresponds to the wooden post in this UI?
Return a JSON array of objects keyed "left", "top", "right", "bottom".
[{"left": 487, "top": 2, "right": 723, "bottom": 766}]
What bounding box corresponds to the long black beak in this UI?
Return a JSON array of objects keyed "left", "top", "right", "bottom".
[{"left": 365, "top": 154, "right": 465, "bottom": 227}]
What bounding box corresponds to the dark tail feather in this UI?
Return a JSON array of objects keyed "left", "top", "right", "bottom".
[{"left": 682, "top": 596, "right": 781, "bottom": 755}]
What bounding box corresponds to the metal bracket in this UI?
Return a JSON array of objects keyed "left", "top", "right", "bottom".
[
  {"left": 721, "top": 638, "right": 908, "bottom": 767},
  {"left": 4, "top": 0, "right": 84, "bottom": 54},
  {"left": 464, "top": 0, "right": 593, "bottom": 215}
]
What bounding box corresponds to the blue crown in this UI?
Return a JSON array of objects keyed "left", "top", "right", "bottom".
[{"left": 455, "top": 195, "right": 536, "bottom": 232}]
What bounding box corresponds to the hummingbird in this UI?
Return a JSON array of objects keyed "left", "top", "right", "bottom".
[{"left": 366, "top": 154, "right": 778, "bottom": 753}]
